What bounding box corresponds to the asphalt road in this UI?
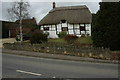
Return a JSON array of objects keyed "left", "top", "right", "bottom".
[{"left": 2, "top": 53, "right": 119, "bottom": 78}]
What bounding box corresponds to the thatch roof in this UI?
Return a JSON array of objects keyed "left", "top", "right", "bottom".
[{"left": 39, "top": 5, "right": 92, "bottom": 25}]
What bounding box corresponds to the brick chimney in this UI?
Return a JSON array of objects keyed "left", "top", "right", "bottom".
[
  {"left": 32, "top": 17, "right": 35, "bottom": 20},
  {"left": 53, "top": 2, "right": 56, "bottom": 9}
]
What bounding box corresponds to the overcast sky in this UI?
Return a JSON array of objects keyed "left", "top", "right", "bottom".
[{"left": 0, "top": 1, "right": 101, "bottom": 23}]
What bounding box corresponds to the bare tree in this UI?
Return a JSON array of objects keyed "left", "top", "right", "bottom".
[
  {"left": 7, "top": 0, "right": 31, "bottom": 41},
  {"left": 8, "top": 0, "right": 30, "bottom": 21}
]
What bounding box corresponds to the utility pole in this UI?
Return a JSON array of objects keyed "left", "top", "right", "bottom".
[{"left": 19, "top": 0, "right": 23, "bottom": 42}]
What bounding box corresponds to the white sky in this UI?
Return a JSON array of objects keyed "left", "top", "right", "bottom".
[
  {"left": 1, "top": 0, "right": 102, "bottom": 2},
  {"left": 0, "top": 0, "right": 101, "bottom": 23}
]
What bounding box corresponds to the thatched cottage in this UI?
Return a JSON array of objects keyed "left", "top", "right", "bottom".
[{"left": 39, "top": 2, "right": 92, "bottom": 38}]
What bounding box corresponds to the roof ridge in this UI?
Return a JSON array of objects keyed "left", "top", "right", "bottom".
[
  {"left": 56, "top": 5, "right": 87, "bottom": 8},
  {"left": 50, "top": 5, "right": 88, "bottom": 13}
]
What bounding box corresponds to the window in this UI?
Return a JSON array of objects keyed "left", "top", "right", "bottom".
[
  {"left": 44, "top": 27, "right": 49, "bottom": 31},
  {"left": 61, "top": 20, "right": 66, "bottom": 23},
  {"left": 62, "top": 27, "right": 68, "bottom": 31},
  {"left": 80, "top": 26, "right": 85, "bottom": 31}
]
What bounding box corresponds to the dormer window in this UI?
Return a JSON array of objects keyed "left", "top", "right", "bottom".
[
  {"left": 61, "top": 20, "right": 66, "bottom": 23},
  {"left": 44, "top": 27, "right": 49, "bottom": 31}
]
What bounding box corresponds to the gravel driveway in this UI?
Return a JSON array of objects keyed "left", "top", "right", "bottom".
[{"left": 0, "top": 38, "right": 16, "bottom": 48}]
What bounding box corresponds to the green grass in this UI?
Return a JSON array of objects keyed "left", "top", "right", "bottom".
[
  {"left": 48, "top": 38, "right": 66, "bottom": 43},
  {"left": 76, "top": 37, "right": 93, "bottom": 44},
  {"left": 48, "top": 37, "right": 93, "bottom": 44}
]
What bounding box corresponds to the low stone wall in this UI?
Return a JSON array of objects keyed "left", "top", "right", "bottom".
[{"left": 3, "top": 42, "right": 111, "bottom": 60}]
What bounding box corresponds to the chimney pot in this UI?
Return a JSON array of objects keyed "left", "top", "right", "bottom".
[
  {"left": 32, "top": 17, "right": 35, "bottom": 19},
  {"left": 53, "top": 2, "right": 55, "bottom": 9}
]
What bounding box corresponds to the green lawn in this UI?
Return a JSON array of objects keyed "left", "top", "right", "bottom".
[
  {"left": 48, "top": 37, "right": 93, "bottom": 44},
  {"left": 48, "top": 38, "right": 66, "bottom": 43},
  {"left": 76, "top": 37, "right": 93, "bottom": 44}
]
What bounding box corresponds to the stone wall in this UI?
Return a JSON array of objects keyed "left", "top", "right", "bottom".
[{"left": 3, "top": 42, "right": 111, "bottom": 60}]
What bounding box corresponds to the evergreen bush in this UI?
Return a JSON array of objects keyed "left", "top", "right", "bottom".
[
  {"left": 57, "top": 31, "right": 67, "bottom": 38},
  {"left": 30, "top": 30, "right": 48, "bottom": 44}
]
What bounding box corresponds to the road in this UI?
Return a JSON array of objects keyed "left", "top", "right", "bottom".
[{"left": 2, "top": 53, "right": 118, "bottom": 78}]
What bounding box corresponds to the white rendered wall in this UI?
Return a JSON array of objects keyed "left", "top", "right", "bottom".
[
  {"left": 47, "top": 31, "right": 58, "bottom": 38},
  {"left": 40, "top": 23, "right": 91, "bottom": 38},
  {"left": 68, "top": 24, "right": 74, "bottom": 34},
  {"left": 57, "top": 24, "right": 62, "bottom": 34},
  {"left": 85, "top": 24, "right": 91, "bottom": 36},
  {"left": 61, "top": 23, "right": 67, "bottom": 27}
]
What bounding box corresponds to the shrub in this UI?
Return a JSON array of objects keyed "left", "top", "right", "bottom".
[
  {"left": 64, "top": 35, "right": 78, "bottom": 44},
  {"left": 30, "top": 30, "right": 48, "bottom": 44},
  {"left": 57, "top": 31, "right": 67, "bottom": 38},
  {"left": 81, "top": 34, "right": 85, "bottom": 37},
  {"left": 44, "top": 32, "right": 49, "bottom": 37},
  {"left": 111, "top": 51, "right": 120, "bottom": 60}
]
